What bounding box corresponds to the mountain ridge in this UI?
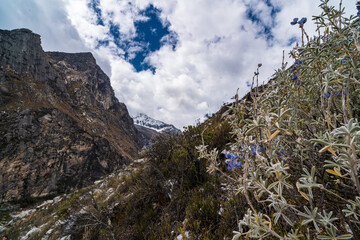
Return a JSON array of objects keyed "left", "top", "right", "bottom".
[
  {"left": 133, "top": 113, "right": 181, "bottom": 134},
  {"left": 0, "top": 28, "right": 141, "bottom": 203}
]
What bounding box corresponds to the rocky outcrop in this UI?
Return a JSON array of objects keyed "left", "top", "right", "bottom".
[
  {"left": 0, "top": 29, "right": 141, "bottom": 202},
  {"left": 135, "top": 124, "right": 159, "bottom": 145}
]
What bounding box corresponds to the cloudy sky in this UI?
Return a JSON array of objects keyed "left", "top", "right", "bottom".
[{"left": 0, "top": 0, "right": 355, "bottom": 128}]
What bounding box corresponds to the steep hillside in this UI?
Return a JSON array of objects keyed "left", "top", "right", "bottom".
[
  {"left": 2, "top": 2, "right": 360, "bottom": 240},
  {"left": 0, "top": 29, "right": 141, "bottom": 203}
]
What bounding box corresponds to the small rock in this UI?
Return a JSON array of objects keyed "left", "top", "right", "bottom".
[
  {"left": 21, "top": 226, "right": 41, "bottom": 240},
  {"left": 53, "top": 196, "right": 62, "bottom": 204},
  {"left": 0, "top": 86, "right": 9, "bottom": 93},
  {"left": 20, "top": 109, "right": 31, "bottom": 115},
  {"left": 12, "top": 209, "right": 35, "bottom": 219},
  {"left": 60, "top": 235, "right": 71, "bottom": 240}
]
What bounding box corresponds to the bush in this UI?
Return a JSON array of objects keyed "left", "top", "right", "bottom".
[{"left": 198, "top": 1, "right": 360, "bottom": 239}]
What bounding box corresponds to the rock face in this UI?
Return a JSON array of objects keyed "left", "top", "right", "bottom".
[
  {"left": 134, "top": 124, "right": 160, "bottom": 145},
  {"left": 0, "top": 29, "right": 141, "bottom": 202}
]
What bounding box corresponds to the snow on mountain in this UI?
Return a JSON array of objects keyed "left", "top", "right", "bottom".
[{"left": 133, "top": 113, "right": 181, "bottom": 134}]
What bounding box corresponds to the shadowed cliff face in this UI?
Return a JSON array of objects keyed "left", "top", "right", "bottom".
[{"left": 0, "top": 29, "right": 141, "bottom": 202}]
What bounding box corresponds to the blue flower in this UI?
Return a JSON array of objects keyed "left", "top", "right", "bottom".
[
  {"left": 249, "top": 144, "right": 266, "bottom": 156},
  {"left": 291, "top": 74, "right": 298, "bottom": 80},
  {"left": 290, "top": 18, "right": 298, "bottom": 25},
  {"left": 298, "top": 17, "right": 307, "bottom": 25},
  {"left": 143, "top": 144, "right": 153, "bottom": 149},
  {"left": 279, "top": 150, "right": 285, "bottom": 159},
  {"left": 324, "top": 92, "right": 330, "bottom": 98},
  {"left": 225, "top": 151, "right": 233, "bottom": 159},
  {"left": 295, "top": 81, "right": 300, "bottom": 85},
  {"left": 358, "top": 11, "right": 360, "bottom": 16},
  {"left": 225, "top": 156, "right": 242, "bottom": 170},
  {"left": 227, "top": 162, "right": 233, "bottom": 170},
  {"left": 233, "top": 160, "right": 242, "bottom": 169},
  {"left": 226, "top": 151, "right": 238, "bottom": 160},
  {"left": 250, "top": 145, "right": 257, "bottom": 155},
  {"left": 238, "top": 151, "right": 245, "bottom": 160},
  {"left": 335, "top": 91, "right": 347, "bottom": 97}
]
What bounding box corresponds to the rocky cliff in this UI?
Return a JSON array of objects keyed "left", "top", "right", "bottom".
[{"left": 0, "top": 29, "right": 141, "bottom": 202}]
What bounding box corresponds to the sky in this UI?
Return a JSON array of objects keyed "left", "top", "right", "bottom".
[{"left": 0, "top": 0, "right": 355, "bottom": 129}]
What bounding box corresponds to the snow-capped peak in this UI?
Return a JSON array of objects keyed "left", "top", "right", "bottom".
[{"left": 133, "top": 113, "right": 181, "bottom": 134}]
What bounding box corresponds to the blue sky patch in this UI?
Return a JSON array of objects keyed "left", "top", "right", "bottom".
[
  {"left": 263, "top": 0, "right": 280, "bottom": 18},
  {"left": 95, "top": 39, "right": 110, "bottom": 49},
  {"left": 88, "top": 0, "right": 105, "bottom": 26},
  {"left": 97, "top": 4, "right": 177, "bottom": 73},
  {"left": 245, "top": 0, "right": 280, "bottom": 42},
  {"left": 287, "top": 36, "right": 298, "bottom": 46}
]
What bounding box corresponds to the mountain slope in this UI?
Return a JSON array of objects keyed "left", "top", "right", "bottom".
[
  {"left": 133, "top": 113, "right": 180, "bottom": 134},
  {"left": 0, "top": 29, "right": 141, "bottom": 203},
  {"left": 133, "top": 113, "right": 181, "bottom": 144},
  {"left": 3, "top": 3, "right": 360, "bottom": 239}
]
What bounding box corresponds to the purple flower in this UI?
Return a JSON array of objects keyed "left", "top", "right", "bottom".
[
  {"left": 295, "top": 81, "right": 300, "bottom": 85},
  {"left": 226, "top": 151, "right": 240, "bottom": 160},
  {"left": 227, "top": 161, "right": 233, "bottom": 170},
  {"left": 250, "top": 145, "right": 257, "bottom": 155},
  {"left": 239, "top": 151, "right": 245, "bottom": 160},
  {"left": 324, "top": 92, "right": 330, "bottom": 98},
  {"left": 233, "top": 160, "right": 242, "bottom": 169},
  {"left": 290, "top": 18, "right": 298, "bottom": 25},
  {"left": 298, "top": 17, "right": 307, "bottom": 25},
  {"left": 335, "top": 91, "right": 347, "bottom": 96},
  {"left": 279, "top": 150, "right": 285, "bottom": 159},
  {"left": 225, "top": 158, "right": 242, "bottom": 170},
  {"left": 291, "top": 74, "right": 298, "bottom": 80},
  {"left": 225, "top": 151, "right": 233, "bottom": 159},
  {"left": 225, "top": 151, "right": 242, "bottom": 170}
]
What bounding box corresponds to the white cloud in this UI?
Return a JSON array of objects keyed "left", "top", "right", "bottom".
[
  {"left": 0, "top": 0, "right": 87, "bottom": 53},
  {"left": 1, "top": 0, "right": 357, "bottom": 128},
  {"left": 0, "top": 0, "right": 112, "bottom": 74},
  {"left": 63, "top": 0, "right": 358, "bottom": 128}
]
